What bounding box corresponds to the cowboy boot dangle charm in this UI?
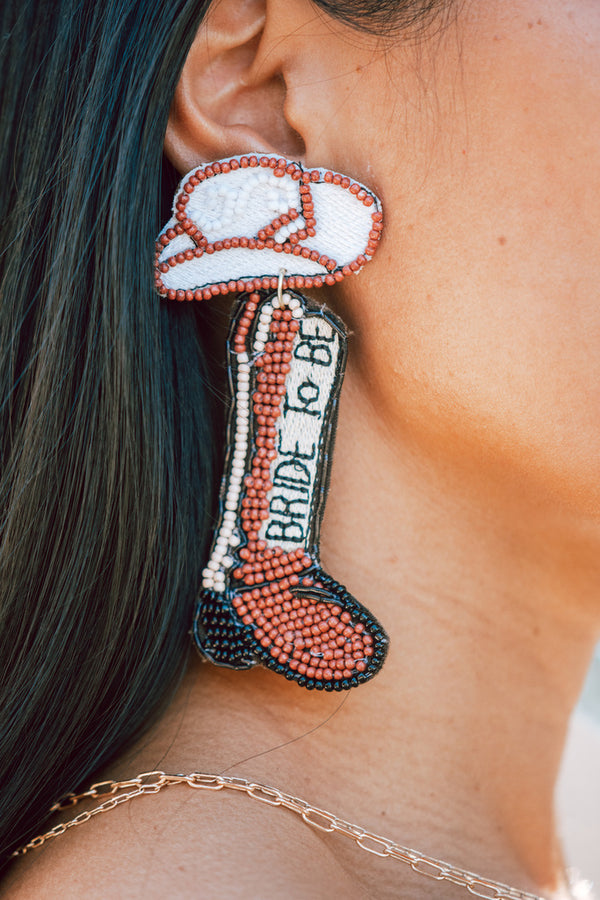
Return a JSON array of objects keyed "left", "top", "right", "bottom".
[{"left": 155, "top": 153, "right": 388, "bottom": 690}]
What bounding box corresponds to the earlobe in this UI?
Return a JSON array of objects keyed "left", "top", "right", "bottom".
[{"left": 164, "top": 0, "right": 305, "bottom": 174}]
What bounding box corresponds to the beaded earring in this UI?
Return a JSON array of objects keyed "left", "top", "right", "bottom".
[{"left": 155, "top": 154, "right": 388, "bottom": 690}]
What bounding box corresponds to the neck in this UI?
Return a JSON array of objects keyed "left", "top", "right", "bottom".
[
  {"left": 121, "top": 356, "right": 599, "bottom": 899},
  {"left": 316, "top": 366, "right": 600, "bottom": 893}
]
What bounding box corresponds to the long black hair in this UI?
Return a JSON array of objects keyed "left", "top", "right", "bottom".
[{"left": 0, "top": 0, "right": 449, "bottom": 868}]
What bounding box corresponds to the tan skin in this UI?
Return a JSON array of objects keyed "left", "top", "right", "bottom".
[{"left": 4, "top": 0, "right": 600, "bottom": 896}]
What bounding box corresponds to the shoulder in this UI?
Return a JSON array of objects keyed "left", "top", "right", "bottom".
[{"left": 2, "top": 778, "right": 366, "bottom": 899}]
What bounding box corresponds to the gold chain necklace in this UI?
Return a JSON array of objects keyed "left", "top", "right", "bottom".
[{"left": 12, "top": 770, "right": 558, "bottom": 899}]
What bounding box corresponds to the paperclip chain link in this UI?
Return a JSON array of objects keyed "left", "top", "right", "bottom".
[{"left": 14, "top": 771, "right": 546, "bottom": 899}]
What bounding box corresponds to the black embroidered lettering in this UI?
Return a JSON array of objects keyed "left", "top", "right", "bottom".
[
  {"left": 294, "top": 341, "right": 332, "bottom": 367},
  {"left": 269, "top": 496, "right": 308, "bottom": 520},
  {"left": 284, "top": 377, "right": 321, "bottom": 417},
  {"left": 265, "top": 520, "right": 306, "bottom": 542},
  {"left": 273, "top": 460, "right": 311, "bottom": 486},
  {"left": 277, "top": 435, "right": 317, "bottom": 460}
]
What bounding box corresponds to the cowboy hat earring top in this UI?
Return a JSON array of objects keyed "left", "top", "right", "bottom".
[{"left": 155, "top": 154, "right": 388, "bottom": 690}]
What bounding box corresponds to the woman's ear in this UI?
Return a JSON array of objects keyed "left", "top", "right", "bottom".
[{"left": 164, "top": 0, "right": 305, "bottom": 173}]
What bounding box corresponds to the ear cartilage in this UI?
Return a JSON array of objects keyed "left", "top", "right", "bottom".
[{"left": 156, "top": 154, "right": 387, "bottom": 690}]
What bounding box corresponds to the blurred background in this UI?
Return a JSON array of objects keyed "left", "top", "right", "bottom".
[{"left": 557, "top": 646, "right": 600, "bottom": 891}]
